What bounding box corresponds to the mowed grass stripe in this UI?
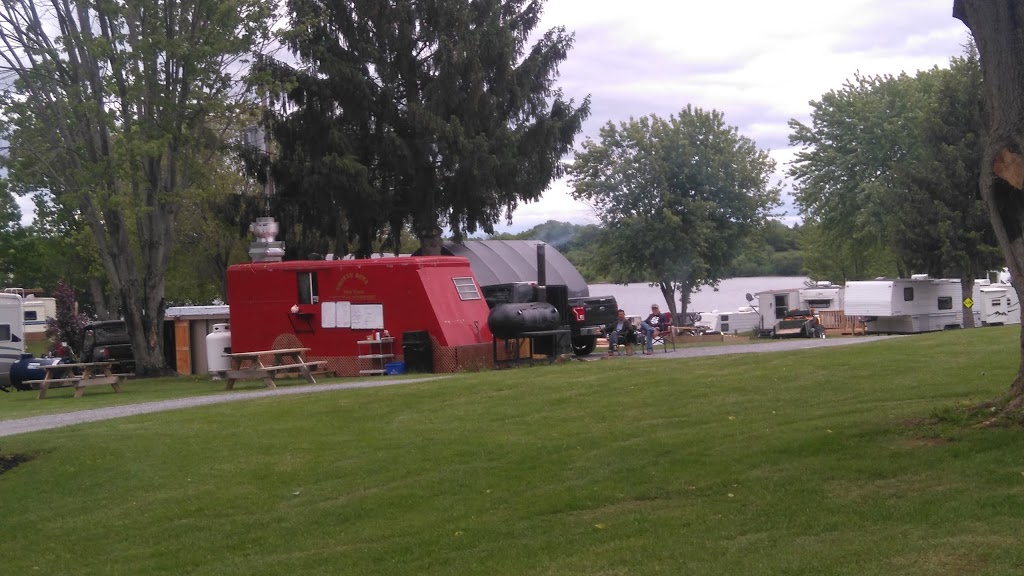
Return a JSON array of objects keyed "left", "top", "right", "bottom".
[{"left": 1, "top": 327, "right": 1023, "bottom": 575}]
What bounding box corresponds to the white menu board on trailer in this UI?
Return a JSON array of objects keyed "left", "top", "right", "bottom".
[
  {"left": 350, "top": 303, "right": 383, "bottom": 329},
  {"left": 335, "top": 301, "right": 352, "bottom": 328},
  {"left": 321, "top": 302, "right": 336, "bottom": 328}
]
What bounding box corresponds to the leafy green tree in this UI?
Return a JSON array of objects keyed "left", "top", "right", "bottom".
[
  {"left": 489, "top": 220, "right": 594, "bottom": 251},
  {"left": 890, "top": 53, "right": 1002, "bottom": 325},
  {"left": 788, "top": 72, "right": 917, "bottom": 277},
  {"left": 164, "top": 155, "right": 269, "bottom": 305},
  {"left": 726, "top": 220, "right": 805, "bottom": 277},
  {"left": 256, "top": 0, "right": 590, "bottom": 257},
  {"left": 0, "top": 181, "right": 98, "bottom": 298},
  {"left": 0, "top": 0, "right": 272, "bottom": 374},
  {"left": 763, "top": 221, "right": 801, "bottom": 253},
  {"left": 788, "top": 51, "right": 1000, "bottom": 326},
  {"left": 797, "top": 221, "right": 898, "bottom": 283},
  {"left": 569, "top": 107, "right": 781, "bottom": 320}
]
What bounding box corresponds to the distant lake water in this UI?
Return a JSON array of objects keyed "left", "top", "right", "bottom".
[{"left": 589, "top": 276, "right": 811, "bottom": 317}]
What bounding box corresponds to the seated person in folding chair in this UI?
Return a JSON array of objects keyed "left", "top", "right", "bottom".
[
  {"left": 640, "top": 304, "right": 671, "bottom": 354},
  {"left": 601, "top": 309, "right": 638, "bottom": 355}
]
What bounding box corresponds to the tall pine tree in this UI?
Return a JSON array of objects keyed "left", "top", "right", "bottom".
[{"left": 256, "top": 0, "right": 590, "bottom": 256}]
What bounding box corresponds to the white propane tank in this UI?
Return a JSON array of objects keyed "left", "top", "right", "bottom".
[{"left": 206, "top": 323, "right": 232, "bottom": 374}]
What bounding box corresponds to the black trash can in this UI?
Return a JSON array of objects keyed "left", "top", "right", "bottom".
[{"left": 402, "top": 331, "right": 434, "bottom": 373}]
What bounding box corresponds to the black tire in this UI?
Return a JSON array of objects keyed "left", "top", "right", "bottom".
[{"left": 572, "top": 336, "right": 597, "bottom": 357}]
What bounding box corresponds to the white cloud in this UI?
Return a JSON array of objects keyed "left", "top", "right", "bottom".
[
  {"left": 14, "top": 195, "right": 34, "bottom": 227},
  {"left": 495, "top": 0, "right": 973, "bottom": 233}
]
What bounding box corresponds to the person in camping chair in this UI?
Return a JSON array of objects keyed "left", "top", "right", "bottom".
[
  {"left": 640, "top": 304, "right": 670, "bottom": 355},
  {"left": 601, "top": 309, "right": 637, "bottom": 354}
]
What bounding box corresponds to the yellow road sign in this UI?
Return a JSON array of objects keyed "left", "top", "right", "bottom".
[{"left": 964, "top": 297, "right": 974, "bottom": 309}]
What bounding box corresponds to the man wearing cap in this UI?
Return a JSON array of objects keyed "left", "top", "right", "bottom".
[{"left": 640, "top": 304, "right": 670, "bottom": 354}]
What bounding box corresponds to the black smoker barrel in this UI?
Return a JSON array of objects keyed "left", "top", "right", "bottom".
[
  {"left": 402, "top": 331, "right": 434, "bottom": 373},
  {"left": 487, "top": 302, "right": 562, "bottom": 340}
]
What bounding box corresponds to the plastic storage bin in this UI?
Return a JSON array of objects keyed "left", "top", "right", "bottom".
[{"left": 384, "top": 361, "right": 405, "bottom": 375}]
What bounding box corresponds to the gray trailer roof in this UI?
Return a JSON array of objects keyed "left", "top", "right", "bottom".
[{"left": 440, "top": 240, "right": 590, "bottom": 298}]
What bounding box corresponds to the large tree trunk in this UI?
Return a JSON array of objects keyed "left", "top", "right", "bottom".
[
  {"left": 954, "top": 0, "right": 1024, "bottom": 402},
  {"left": 676, "top": 280, "right": 694, "bottom": 326},
  {"left": 658, "top": 282, "right": 677, "bottom": 322},
  {"left": 88, "top": 277, "right": 110, "bottom": 320}
]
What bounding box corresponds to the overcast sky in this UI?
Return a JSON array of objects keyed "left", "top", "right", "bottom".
[
  {"left": 11, "top": 0, "right": 972, "bottom": 230},
  {"left": 493, "top": 0, "right": 973, "bottom": 233}
]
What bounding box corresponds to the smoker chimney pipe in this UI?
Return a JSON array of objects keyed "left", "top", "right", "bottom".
[{"left": 536, "top": 243, "right": 547, "bottom": 286}]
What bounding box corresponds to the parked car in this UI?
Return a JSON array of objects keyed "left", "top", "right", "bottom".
[{"left": 79, "top": 320, "right": 136, "bottom": 373}]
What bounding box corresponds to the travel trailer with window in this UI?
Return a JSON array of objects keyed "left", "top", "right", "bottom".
[
  {"left": 3, "top": 289, "right": 56, "bottom": 340},
  {"left": 21, "top": 296, "right": 56, "bottom": 339},
  {"left": 843, "top": 275, "right": 963, "bottom": 333},
  {"left": 754, "top": 282, "right": 844, "bottom": 332},
  {"left": 0, "top": 293, "right": 25, "bottom": 390},
  {"left": 972, "top": 280, "right": 1020, "bottom": 326},
  {"left": 696, "top": 307, "right": 761, "bottom": 334}
]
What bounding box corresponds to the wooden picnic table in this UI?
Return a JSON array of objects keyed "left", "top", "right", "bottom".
[
  {"left": 217, "top": 347, "right": 329, "bottom": 390},
  {"left": 25, "top": 362, "right": 127, "bottom": 399}
]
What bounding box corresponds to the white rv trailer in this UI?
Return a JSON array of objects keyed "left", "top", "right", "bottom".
[
  {"left": 21, "top": 295, "right": 56, "bottom": 338},
  {"left": 695, "top": 307, "right": 760, "bottom": 334},
  {"left": 972, "top": 280, "right": 1020, "bottom": 326},
  {"left": 3, "top": 288, "right": 56, "bottom": 339},
  {"left": 843, "top": 275, "right": 963, "bottom": 333},
  {"left": 0, "top": 293, "right": 26, "bottom": 390},
  {"left": 754, "top": 282, "right": 844, "bottom": 331}
]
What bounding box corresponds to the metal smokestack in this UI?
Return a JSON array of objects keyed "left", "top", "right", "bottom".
[{"left": 536, "top": 243, "right": 547, "bottom": 286}]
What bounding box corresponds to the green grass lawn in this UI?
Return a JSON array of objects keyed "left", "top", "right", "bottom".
[
  {"left": 2, "top": 328, "right": 1024, "bottom": 575},
  {"left": 25, "top": 339, "right": 49, "bottom": 357}
]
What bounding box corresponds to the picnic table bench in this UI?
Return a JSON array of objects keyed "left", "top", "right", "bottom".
[
  {"left": 23, "top": 362, "right": 128, "bottom": 399},
  {"left": 216, "top": 347, "right": 329, "bottom": 390}
]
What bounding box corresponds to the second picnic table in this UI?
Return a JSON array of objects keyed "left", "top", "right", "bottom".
[
  {"left": 217, "top": 347, "right": 328, "bottom": 390},
  {"left": 26, "top": 362, "right": 127, "bottom": 399}
]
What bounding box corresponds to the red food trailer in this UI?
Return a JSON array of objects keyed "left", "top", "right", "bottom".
[{"left": 227, "top": 256, "right": 494, "bottom": 376}]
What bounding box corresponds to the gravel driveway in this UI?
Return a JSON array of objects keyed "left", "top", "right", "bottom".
[
  {"left": 0, "top": 376, "right": 444, "bottom": 438},
  {"left": 1, "top": 335, "right": 898, "bottom": 438}
]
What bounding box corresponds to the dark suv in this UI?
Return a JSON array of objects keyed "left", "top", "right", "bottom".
[{"left": 80, "top": 320, "right": 136, "bottom": 373}]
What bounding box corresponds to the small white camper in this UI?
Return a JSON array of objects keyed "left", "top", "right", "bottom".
[
  {"left": 22, "top": 295, "right": 56, "bottom": 339},
  {"left": 972, "top": 280, "right": 1020, "bottom": 326},
  {"left": 3, "top": 288, "right": 56, "bottom": 340},
  {"left": 0, "top": 293, "right": 26, "bottom": 390},
  {"left": 696, "top": 307, "right": 760, "bottom": 334},
  {"left": 755, "top": 282, "right": 844, "bottom": 332},
  {"left": 843, "top": 275, "right": 963, "bottom": 333}
]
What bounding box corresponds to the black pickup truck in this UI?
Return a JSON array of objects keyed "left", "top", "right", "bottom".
[
  {"left": 481, "top": 282, "right": 617, "bottom": 356},
  {"left": 79, "top": 320, "right": 136, "bottom": 373}
]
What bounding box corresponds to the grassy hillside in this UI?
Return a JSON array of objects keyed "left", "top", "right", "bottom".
[{"left": 2, "top": 328, "right": 1023, "bottom": 575}]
